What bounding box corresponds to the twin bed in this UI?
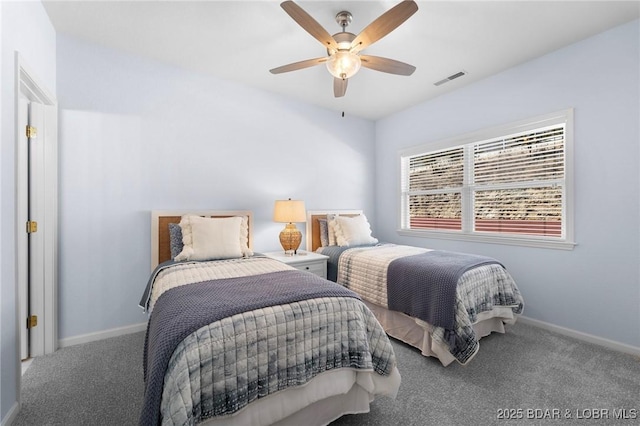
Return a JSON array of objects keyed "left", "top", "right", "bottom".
[
  {"left": 140, "top": 211, "right": 400, "bottom": 426},
  {"left": 307, "top": 210, "right": 524, "bottom": 367},
  {"left": 140, "top": 209, "right": 523, "bottom": 425}
]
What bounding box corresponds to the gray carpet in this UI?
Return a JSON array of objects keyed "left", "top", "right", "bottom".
[{"left": 14, "top": 322, "right": 640, "bottom": 426}]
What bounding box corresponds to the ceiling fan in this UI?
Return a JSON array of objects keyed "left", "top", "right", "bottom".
[{"left": 270, "top": 0, "right": 418, "bottom": 98}]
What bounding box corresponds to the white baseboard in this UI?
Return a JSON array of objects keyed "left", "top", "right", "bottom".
[
  {"left": 1, "top": 402, "right": 20, "bottom": 426},
  {"left": 58, "top": 322, "right": 147, "bottom": 348},
  {"left": 518, "top": 316, "right": 640, "bottom": 358}
]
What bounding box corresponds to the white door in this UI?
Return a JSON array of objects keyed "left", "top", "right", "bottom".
[
  {"left": 18, "top": 98, "right": 29, "bottom": 360},
  {"left": 16, "top": 55, "right": 59, "bottom": 361},
  {"left": 19, "top": 101, "right": 56, "bottom": 359},
  {"left": 28, "top": 102, "right": 47, "bottom": 357}
]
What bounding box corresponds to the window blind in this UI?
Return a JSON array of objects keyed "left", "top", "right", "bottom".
[
  {"left": 402, "top": 147, "right": 463, "bottom": 230},
  {"left": 472, "top": 125, "right": 565, "bottom": 237},
  {"left": 400, "top": 114, "right": 569, "bottom": 243}
]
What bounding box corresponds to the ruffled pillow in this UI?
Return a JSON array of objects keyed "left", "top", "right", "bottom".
[
  {"left": 332, "top": 214, "right": 378, "bottom": 247},
  {"left": 175, "top": 215, "right": 245, "bottom": 261},
  {"left": 327, "top": 214, "right": 338, "bottom": 246},
  {"left": 239, "top": 216, "right": 253, "bottom": 257}
]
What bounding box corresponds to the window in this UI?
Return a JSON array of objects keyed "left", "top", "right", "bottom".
[{"left": 399, "top": 110, "right": 574, "bottom": 249}]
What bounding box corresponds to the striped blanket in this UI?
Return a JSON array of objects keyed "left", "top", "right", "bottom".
[{"left": 326, "top": 244, "right": 523, "bottom": 364}]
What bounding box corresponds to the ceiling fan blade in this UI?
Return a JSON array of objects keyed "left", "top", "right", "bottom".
[
  {"left": 281, "top": 1, "right": 339, "bottom": 52},
  {"left": 270, "top": 57, "right": 328, "bottom": 74},
  {"left": 333, "top": 77, "right": 348, "bottom": 98},
  {"left": 350, "top": 0, "right": 418, "bottom": 53},
  {"left": 360, "top": 55, "right": 416, "bottom": 76}
]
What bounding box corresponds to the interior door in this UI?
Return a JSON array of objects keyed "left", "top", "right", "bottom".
[
  {"left": 18, "top": 98, "right": 29, "bottom": 360},
  {"left": 28, "top": 102, "right": 47, "bottom": 357},
  {"left": 16, "top": 55, "right": 59, "bottom": 363}
]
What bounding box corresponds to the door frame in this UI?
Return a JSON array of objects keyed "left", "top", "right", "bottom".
[{"left": 14, "top": 52, "right": 58, "bottom": 364}]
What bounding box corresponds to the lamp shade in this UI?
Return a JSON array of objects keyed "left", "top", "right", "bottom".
[{"left": 273, "top": 199, "right": 306, "bottom": 223}]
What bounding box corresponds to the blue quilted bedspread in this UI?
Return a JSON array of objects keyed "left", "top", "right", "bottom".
[
  {"left": 141, "top": 269, "right": 361, "bottom": 426},
  {"left": 387, "top": 250, "right": 502, "bottom": 331}
]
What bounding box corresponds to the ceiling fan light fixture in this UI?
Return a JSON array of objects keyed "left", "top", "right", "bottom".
[
  {"left": 326, "top": 51, "right": 361, "bottom": 80},
  {"left": 273, "top": 1, "right": 418, "bottom": 97}
]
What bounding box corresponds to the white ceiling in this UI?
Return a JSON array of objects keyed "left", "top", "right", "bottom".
[{"left": 42, "top": 1, "right": 639, "bottom": 120}]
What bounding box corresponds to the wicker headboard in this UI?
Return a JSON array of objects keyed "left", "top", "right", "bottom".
[
  {"left": 305, "top": 210, "right": 363, "bottom": 252},
  {"left": 150, "top": 210, "right": 253, "bottom": 270}
]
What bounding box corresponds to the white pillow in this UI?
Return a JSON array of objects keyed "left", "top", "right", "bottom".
[
  {"left": 175, "top": 215, "right": 244, "bottom": 261},
  {"left": 327, "top": 214, "right": 338, "bottom": 246},
  {"left": 239, "top": 216, "right": 253, "bottom": 257},
  {"left": 333, "top": 214, "right": 378, "bottom": 247}
]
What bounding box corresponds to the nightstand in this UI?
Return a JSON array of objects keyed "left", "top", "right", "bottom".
[{"left": 263, "top": 251, "right": 329, "bottom": 279}]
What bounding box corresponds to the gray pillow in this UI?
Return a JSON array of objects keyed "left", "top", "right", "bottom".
[
  {"left": 318, "top": 218, "right": 329, "bottom": 247},
  {"left": 168, "top": 223, "right": 183, "bottom": 259}
]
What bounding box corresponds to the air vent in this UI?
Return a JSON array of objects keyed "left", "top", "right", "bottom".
[{"left": 434, "top": 71, "right": 467, "bottom": 86}]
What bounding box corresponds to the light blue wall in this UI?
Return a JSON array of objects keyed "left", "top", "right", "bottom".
[
  {"left": 2, "top": 7, "right": 638, "bottom": 424},
  {"left": 1, "top": 1, "right": 57, "bottom": 423},
  {"left": 375, "top": 20, "right": 640, "bottom": 348},
  {"left": 56, "top": 35, "right": 376, "bottom": 340}
]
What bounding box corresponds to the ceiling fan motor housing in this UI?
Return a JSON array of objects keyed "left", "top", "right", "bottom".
[{"left": 329, "top": 31, "right": 356, "bottom": 53}]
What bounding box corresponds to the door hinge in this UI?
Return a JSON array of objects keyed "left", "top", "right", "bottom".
[
  {"left": 27, "top": 315, "right": 38, "bottom": 329},
  {"left": 26, "top": 221, "right": 38, "bottom": 234},
  {"left": 26, "top": 125, "right": 37, "bottom": 138}
]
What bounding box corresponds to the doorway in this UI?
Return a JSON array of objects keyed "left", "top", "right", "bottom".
[{"left": 16, "top": 53, "right": 58, "bottom": 363}]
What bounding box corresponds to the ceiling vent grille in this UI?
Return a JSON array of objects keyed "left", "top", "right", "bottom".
[{"left": 434, "top": 71, "right": 467, "bottom": 86}]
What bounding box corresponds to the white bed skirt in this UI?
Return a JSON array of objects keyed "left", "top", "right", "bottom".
[
  {"left": 200, "top": 366, "right": 401, "bottom": 426},
  {"left": 363, "top": 300, "right": 518, "bottom": 366}
]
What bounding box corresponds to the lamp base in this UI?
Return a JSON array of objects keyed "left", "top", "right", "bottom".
[{"left": 279, "top": 223, "right": 302, "bottom": 255}]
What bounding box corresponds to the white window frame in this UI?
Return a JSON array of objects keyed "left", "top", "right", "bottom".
[{"left": 398, "top": 109, "right": 575, "bottom": 250}]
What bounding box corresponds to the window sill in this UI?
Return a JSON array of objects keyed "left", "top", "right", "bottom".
[{"left": 397, "top": 229, "right": 576, "bottom": 250}]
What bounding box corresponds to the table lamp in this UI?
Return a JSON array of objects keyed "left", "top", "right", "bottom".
[{"left": 273, "top": 199, "right": 306, "bottom": 255}]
